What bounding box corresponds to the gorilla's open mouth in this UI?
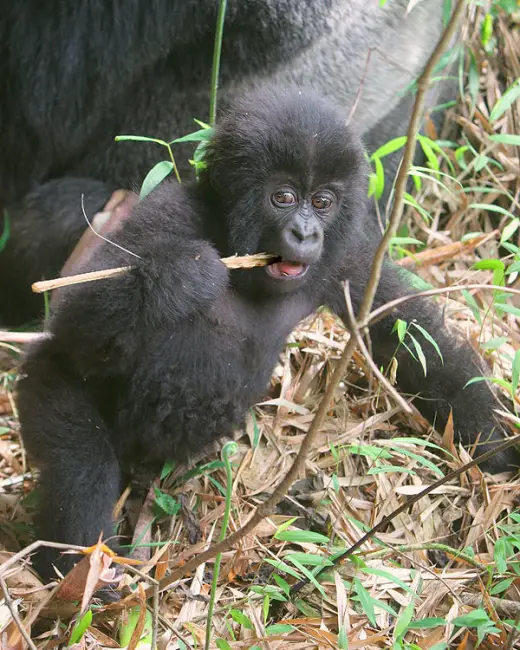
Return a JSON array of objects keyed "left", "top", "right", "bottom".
[{"left": 266, "top": 259, "right": 309, "bottom": 280}]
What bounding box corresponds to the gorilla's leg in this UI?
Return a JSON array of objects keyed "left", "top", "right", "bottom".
[
  {"left": 329, "top": 256, "right": 518, "bottom": 473},
  {"left": 17, "top": 342, "right": 122, "bottom": 578},
  {"left": 0, "top": 178, "right": 114, "bottom": 327}
]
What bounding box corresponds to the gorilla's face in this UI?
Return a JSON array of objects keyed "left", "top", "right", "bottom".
[
  {"left": 260, "top": 177, "right": 344, "bottom": 289},
  {"left": 201, "top": 86, "right": 369, "bottom": 295},
  {"left": 222, "top": 174, "right": 348, "bottom": 296}
]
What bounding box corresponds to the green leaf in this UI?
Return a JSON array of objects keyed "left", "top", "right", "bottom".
[
  {"left": 285, "top": 552, "right": 333, "bottom": 567},
  {"left": 287, "top": 557, "right": 327, "bottom": 597},
  {"left": 390, "top": 236, "right": 423, "bottom": 247},
  {"left": 397, "top": 266, "right": 434, "bottom": 292},
  {"left": 353, "top": 578, "right": 377, "bottom": 626},
  {"left": 498, "top": 303, "right": 520, "bottom": 319},
  {"left": 115, "top": 135, "right": 169, "bottom": 146},
  {"left": 264, "top": 558, "right": 304, "bottom": 581},
  {"left": 490, "top": 577, "right": 514, "bottom": 595},
  {"left": 494, "top": 536, "right": 511, "bottom": 574},
  {"left": 362, "top": 568, "right": 415, "bottom": 595},
  {"left": 272, "top": 573, "right": 291, "bottom": 596},
  {"left": 472, "top": 259, "right": 505, "bottom": 271},
  {"left": 370, "top": 136, "right": 408, "bottom": 160},
  {"left": 442, "top": 0, "right": 452, "bottom": 27},
  {"left": 480, "top": 337, "right": 508, "bottom": 350},
  {"left": 0, "top": 212, "right": 10, "bottom": 253},
  {"left": 193, "top": 118, "right": 212, "bottom": 129},
  {"left": 372, "top": 155, "right": 385, "bottom": 200},
  {"left": 118, "top": 607, "right": 153, "bottom": 647},
  {"left": 338, "top": 625, "right": 348, "bottom": 649},
  {"left": 462, "top": 289, "right": 482, "bottom": 325},
  {"left": 391, "top": 437, "right": 448, "bottom": 452},
  {"left": 508, "top": 260, "right": 520, "bottom": 274},
  {"left": 490, "top": 81, "right": 520, "bottom": 122},
  {"left": 348, "top": 443, "right": 392, "bottom": 460},
  {"left": 229, "top": 609, "right": 254, "bottom": 630},
  {"left": 171, "top": 127, "right": 215, "bottom": 144},
  {"left": 465, "top": 376, "right": 513, "bottom": 394},
  {"left": 481, "top": 13, "right": 493, "bottom": 47},
  {"left": 160, "top": 460, "right": 175, "bottom": 480},
  {"left": 68, "top": 609, "right": 93, "bottom": 646},
  {"left": 408, "top": 333, "right": 427, "bottom": 375},
  {"left": 467, "top": 50, "right": 479, "bottom": 112},
  {"left": 501, "top": 219, "right": 520, "bottom": 244},
  {"left": 250, "top": 409, "right": 261, "bottom": 449},
  {"left": 397, "top": 449, "right": 444, "bottom": 477},
  {"left": 403, "top": 193, "right": 432, "bottom": 223},
  {"left": 154, "top": 487, "right": 180, "bottom": 516},
  {"left": 394, "top": 599, "right": 415, "bottom": 640},
  {"left": 418, "top": 136, "right": 440, "bottom": 172},
  {"left": 393, "top": 318, "right": 408, "bottom": 343},
  {"left": 140, "top": 160, "right": 175, "bottom": 200},
  {"left": 470, "top": 203, "right": 514, "bottom": 218},
  {"left": 411, "top": 322, "right": 443, "bottom": 363},
  {"left": 512, "top": 349, "right": 520, "bottom": 394},
  {"left": 408, "top": 617, "right": 447, "bottom": 629},
  {"left": 452, "top": 609, "right": 492, "bottom": 627},
  {"left": 275, "top": 530, "right": 330, "bottom": 544},
  {"left": 266, "top": 624, "right": 295, "bottom": 635},
  {"left": 249, "top": 585, "right": 287, "bottom": 602},
  {"left": 489, "top": 133, "right": 520, "bottom": 146},
  {"left": 275, "top": 517, "right": 299, "bottom": 535},
  {"left": 216, "top": 639, "right": 233, "bottom": 650}
]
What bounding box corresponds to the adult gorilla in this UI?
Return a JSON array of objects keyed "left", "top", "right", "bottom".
[{"left": 0, "top": 0, "right": 449, "bottom": 325}]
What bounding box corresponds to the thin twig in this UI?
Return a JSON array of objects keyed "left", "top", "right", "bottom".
[
  {"left": 0, "top": 540, "right": 94, "bottom": 578},
  {"left": 343, "top": 281, "right": 413, "bottom": 414},
  {"left": 154, "top": 0, "right": 469, "bottom": 595},
  {"left": 0, "top": 576, "right": 38, "bottom": 650},
  {"left": 31, "top": 253, "right": 277, "bottom": 294},
  {"left": 346, "top": 48, "right": 374, "bottom": 126},
  {"left": 368, "top": 282, "right": 520, "bottom": 327},
  {"left": 32, "top": 266, "right": 134, "bottom": 293},
  {"left": 0, "top": 331, "right": 50, "bottom": 343}
]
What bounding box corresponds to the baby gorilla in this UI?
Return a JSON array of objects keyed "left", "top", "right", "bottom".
[{"left": 17, "top": 87, "right": 516, "bottom": 577}]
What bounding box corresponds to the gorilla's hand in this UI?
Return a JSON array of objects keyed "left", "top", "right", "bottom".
[{"left": 140, "top": 236, "right": 230, "bottom": 322}]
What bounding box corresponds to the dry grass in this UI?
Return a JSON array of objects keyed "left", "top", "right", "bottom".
[{"left": 1, "top": 4, "right": 520, "bottom": 648}]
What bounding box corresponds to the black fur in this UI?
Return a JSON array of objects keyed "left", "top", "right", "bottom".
[
  {"left": 17, "top": 88, "right": 517, "bottom": 578},
  {"left": 0, "top": 0, "right": 453, "bottom": 325},
  {"left": 0, "top": 179, "right": 113, "bottom": 326}
]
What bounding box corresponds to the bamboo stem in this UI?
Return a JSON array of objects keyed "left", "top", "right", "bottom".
[{"left": 31, "top": 253, "right": 277, "bottom": 294}]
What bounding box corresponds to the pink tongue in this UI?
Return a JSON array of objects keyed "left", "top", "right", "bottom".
[{"left": 277, "top": 261, "right": 304, "bottom": 276}]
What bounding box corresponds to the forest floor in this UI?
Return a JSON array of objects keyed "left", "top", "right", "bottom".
[{"left": 1, "top": 5, "right": 520, "bottom": 650}]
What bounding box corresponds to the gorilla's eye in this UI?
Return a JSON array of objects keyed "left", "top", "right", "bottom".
[
  {"left": 312, "top": 194, "right": 333, "bottom": 210},
  {"left": 272, "top": 190, "right": 297, "bottom": 207}
]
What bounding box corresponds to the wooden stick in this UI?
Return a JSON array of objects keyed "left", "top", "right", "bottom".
[
  {"left": 32, "top": 266, "right": 133, "bottom": 293},
  {"left": 31, "top": 253, "right": 277, "bottom": 294}
]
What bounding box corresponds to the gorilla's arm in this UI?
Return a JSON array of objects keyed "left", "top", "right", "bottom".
[
  {"left": 49, "top": 183, "right": 228, "bottom": 376},
  {"left": 325, "top": 255, "right": 516, "bottom": 472}
]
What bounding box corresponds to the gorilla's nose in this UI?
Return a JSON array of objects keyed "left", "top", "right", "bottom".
[{"left": 279, "top": 218, "right": 323, "bottom": 264}]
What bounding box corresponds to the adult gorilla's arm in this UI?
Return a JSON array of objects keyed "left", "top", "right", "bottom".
[{"left": 325, "top": 252, "right": 517, "bottom": 472}]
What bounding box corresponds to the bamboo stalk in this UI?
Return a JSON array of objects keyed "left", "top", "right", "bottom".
[{"left": 31, "top": 253, "right": 277, "bottom": 294}]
